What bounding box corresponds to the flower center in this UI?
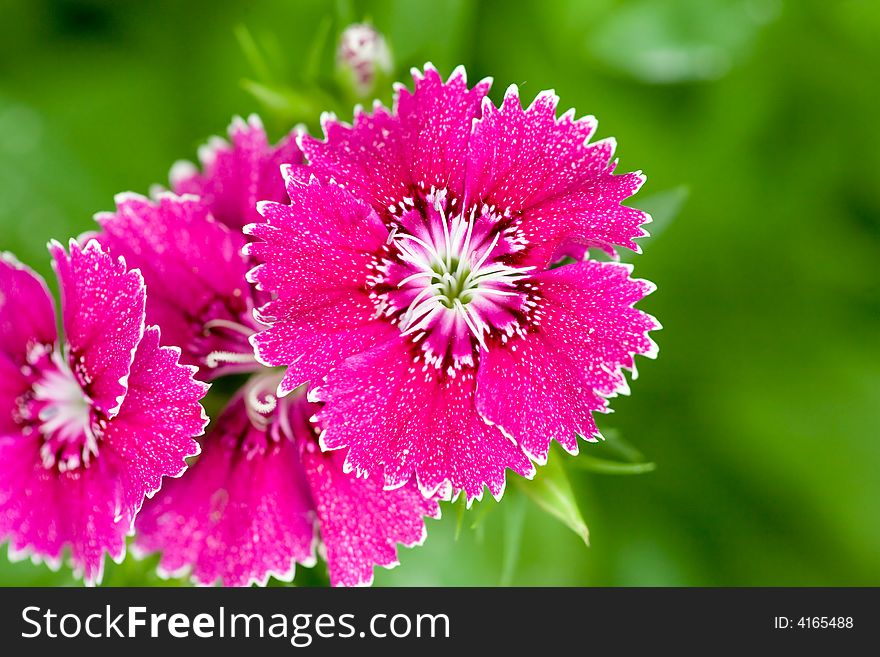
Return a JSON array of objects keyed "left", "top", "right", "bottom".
[
  {"left": 27, "top": 349, "right": 99, "bottom": 472},
  {"left": 370, "top": 188, "right": 538, "bottom": 372}
]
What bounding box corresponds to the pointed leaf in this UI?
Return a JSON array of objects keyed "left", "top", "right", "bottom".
[
  {"left": 500, "top": 492, "right": 527, "bottom": 586},
  {"left": 516, "top": 457, "right": 589, "bottom": 547},
  {"left": 468, "top": 495, "right": 497, "bottom": 531},
  {"left": 304, "top": 16, "right": 333, "bottom": 82},
  {"left": 454, "top": 493, "right": 467, "bottom": 541},
  {"left": 569, "top": 454, "right": 656, "bottom": 475},
  {"left": 235, "top": 25, "right": 273, "bottom": 84},
  {"left": 638, "top": 185, "right": 689, "bottom": 242},
  {"left": 597, "top": 427, "right": 648, "bottom": 462}
]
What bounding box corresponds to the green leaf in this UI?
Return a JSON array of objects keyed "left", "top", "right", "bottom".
[
  {"left": 240, "top": 79, "right": 337, "bottom": 128},
  {"left": 516, "top": 456, "right": 589, "bottom": 547},
  {"left": 597, "top": 428, "right": 647, "bottom": 463},
  {"left": 571, "top": 428, "right": 657, "bottom": 474},
  {"left": 454, "top": 493, "right": 467, "bottom": 541},
  {"left": 304, "top": 16, "right": 333, "bottom": 83},
  {"left": 638, "top": 185, "right": 689, "bottom": 242},
  {"left": 234, "top": 25, "right": 273, "bottom": 84},
  {"left": 468, "top": 495, "right": 497, "bottom": 531},
  {"left": 569, "top": 453, "right": 657, "bottom": 475},
  {"left": 335, "top": 0, "right": 355, "bottom": 26},
  {"left": 500, "top": 492, "right": 527, "bottom": 586}
]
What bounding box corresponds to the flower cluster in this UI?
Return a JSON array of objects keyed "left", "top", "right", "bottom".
[{"left": 0, "top": 64, "right": 658, "bottom": 586}]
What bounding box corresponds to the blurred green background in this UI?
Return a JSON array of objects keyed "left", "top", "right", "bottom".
[{"left": 1, "top": 0, "right": 878, "bottom": 586}]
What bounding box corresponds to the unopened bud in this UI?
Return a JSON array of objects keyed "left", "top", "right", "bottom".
[{"left": 336, "top": 23, "right": 392, "bottom": 98}]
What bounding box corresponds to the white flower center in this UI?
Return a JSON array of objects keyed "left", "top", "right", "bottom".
[
  {"left": 369, "top": 188, "right": 540, "bottom": 373},
  {"left": 32, "top": 352, "right": 97, "bottom": 472},
  {"left": 392, "top": 199, "right": 533, "bottom": 350}
]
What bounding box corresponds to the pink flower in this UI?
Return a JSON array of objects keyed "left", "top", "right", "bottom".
[
  {"left": 0, "top": 241, "right": 208, "bottom": 584},
  {"left": 169, "top": 114, "right": 303, "bottom": 233},
  {"left": 97, "top": 192, "right": 258, "bottom": 379},
  {"left": 98, "top": 116, "right": 299, "bottom": 379},
  {"left": 100, "top": 118, "right": 439, "bottom": 586},
  {"left": 134, "top": 378, "right": 439, "bottom": 587},
  {"left": 247, "top": 66, "right": 660, "bottom": 502}
]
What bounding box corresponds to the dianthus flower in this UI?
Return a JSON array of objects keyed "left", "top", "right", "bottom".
[
  {"left": 0, "top": 241, "right": 208, "bottom": 584},
  {"left": 248, "top": 66, "right": 660, "bottom": 501},
  {"left": 98, "top": 117, "right": 438, "bottom": 586},
  {"left": 170, "top": 114, "right": 303, "bottom": 234}
]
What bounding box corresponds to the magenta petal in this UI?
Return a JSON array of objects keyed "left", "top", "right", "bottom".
[
  {"left": 246, "top": 178, "right": 396, "bottom": 393},
  {"left": 246, "top": 176, "right": 389, "bottom": 297},
  {"left": 536, "top": 261, "right": 660, "bottom": 389},
  {"left": 0, "top": 252, "right": 57, "bottom": 361},
  {"left": 300, "top": 65, "right": 490, "bottom": 211},
  {"left": 0, "top": 435, "right": 66, "bottom": 571},
  {"left": 49, "top": 239, "right": 146, "bottom": 419},
  {"left": 96, "top": 193, "right": 253, "bottom": 375},
  {"left": 251, "top": 290, "right": 398, "bottom": 396},
  {"left": 466, "top": 87, "right": 649, "bottom": 265},
  {"left": 299, "top": 107, "right": 406, "bottom": 212},
  {"left": 0, "top": 254, "right": 57, "bottom": 435},
  {"left": 477, "top": 261, "right": 659, "bottom": 462},
  {"left": 53, "top": 457, "right": 126, "bottom": 584},
  {"left": 476, "top": 333, "right": 604, "bottom": 462},
  {"left": 135, "top": 398, "right": 315, "bottom": 587},
  {"left": 395, "top": 65, "right": 491, "bottom": 200},
  {"left": 303, "top": 444, "right": 439, "bottom": 587},
  {"left": 171, "top": 115, "right": 303, "bottom": 232},
  {"left": 319, "top": 338, "right": 534, "bottom": 501},
  {"left": 102, "top": 326, "right": 207, "bottom": 531},
  {"left": 529, "top": 166, "right": 648, "bottom": 265},
  {"left": 0, "top": 433, "right": 128, "bottom": 584}
]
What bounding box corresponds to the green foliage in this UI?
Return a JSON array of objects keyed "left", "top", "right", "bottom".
[
  {"left": 638, "top": 186, "right": 689, "bottom": 244},
  {"left": 516, "top": 450, "right": 590, "bottom": 547}
]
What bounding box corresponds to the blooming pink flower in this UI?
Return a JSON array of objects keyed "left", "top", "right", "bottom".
[
  {"left": 97, "top": 116, "right": 299, "bottom": 379},
  {"left": 0, "top": 241, "right": 208, "bottom": 584},
  {"left": 169, "top": 114, "right": 303, "bottom": 233},
  {"left": 134, "top": 377, "right": 439, "bottom": 587},
  {"left": 247, "top": 66, "right": 660, "bottom": 502},
  {"left": 99, "top": 119, "right": 439, "bottom": 586},
  {"left": 97, "top": 192, "right": 258, "bottom": 379}
]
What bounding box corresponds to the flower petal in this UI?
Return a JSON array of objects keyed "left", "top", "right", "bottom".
[
  {"left": 171, "top": 114, "right": 302, "bottom": 232},
  {"left": 395, "top": 65, "right": 492, "bottom": 201},
  {"left": 0, "top": 433, "right": 126, "bottom": 585},
  {"left": 0, "top": 253, "right": 57, "bottom": 435},
  {"left": 476, "top": 261, "right": 659, "bottom": 462},
  {"left": 49, "top": 239, "right": 146, "bottom": 419},
  {"left": 303, "top": 443, "right": 439, "bottom": 587},
  {"left": 0, "top": 252, "right": 57, "bottom": 360},
  {"left": 319, "top": 338, "right": 534, "bottom": 501},
  {"left": 102, "top": 326, "right": 208, "bottom": 532},
  {"left": 251, "top": 290, "right": 398, "bottom": 397},
  {"left": 246, "top": 178, "right": 396, "bottom": 394},
  {"left": 300, "top": 65, "right": 491, "bottom": 212},
  {"left": 246, "top": 176, "right": 389, "bottom": 296},
  {"left": 466, "top": 87, "right": 648, "bottom": 266},
  {"left": 96, "top": 193, "right": 253, "bottom": 377},
  {"left": 134, "top": 396, "right": 315, "bottom": 587}
]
